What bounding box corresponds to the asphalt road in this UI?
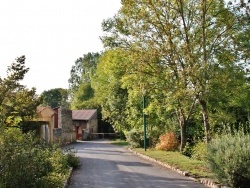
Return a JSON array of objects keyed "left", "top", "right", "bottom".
[{"left": 67, "top": 140, "right": 207, "bottom": 188}]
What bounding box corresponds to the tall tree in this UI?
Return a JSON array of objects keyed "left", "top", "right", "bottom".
[
  {"left": 92, "top": 49, "right": 130, "bottom": 131},
  {"left": 101, "top": 0, "right": 248, "bottom": 149},
  {"left": 0, "top": 56, "right": 41, "bottom": 127},
  {"left": 68, "top": 52, "right": 115, "bottom": 133},
  {"left": 68, "top": 52, "right": 100, "bottom": 109}
]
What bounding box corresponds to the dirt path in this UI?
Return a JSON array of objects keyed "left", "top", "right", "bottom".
[{"left": 67, "top": 140, "right": 206, "bottom": 188}]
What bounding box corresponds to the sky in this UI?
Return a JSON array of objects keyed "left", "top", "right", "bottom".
[{"left": 0, "top": 0, "right": 121, "bottom": 94}]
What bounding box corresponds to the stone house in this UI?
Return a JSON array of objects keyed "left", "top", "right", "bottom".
[{"left": 72, "top": 109, "right": 98, "bottom": 140}]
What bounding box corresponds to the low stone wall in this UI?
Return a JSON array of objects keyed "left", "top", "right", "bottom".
[{"left": 62, "top": 133, "right": 76, "bottom": 144}]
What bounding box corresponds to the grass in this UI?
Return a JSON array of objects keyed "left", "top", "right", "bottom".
[
  {"left": 133, "top": 148, "right": 214, "bottom": 178},
  {"left": 110, "top": 139, "right": 129, "bottom": 146}
]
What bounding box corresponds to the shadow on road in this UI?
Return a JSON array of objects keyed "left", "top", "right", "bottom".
[{"left": 67, "top": 140, "right": 206, "bottom": 188}]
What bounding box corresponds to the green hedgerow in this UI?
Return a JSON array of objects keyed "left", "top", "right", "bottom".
[{"left": 207, "top": 133, "right": 250, "bottom": 188}]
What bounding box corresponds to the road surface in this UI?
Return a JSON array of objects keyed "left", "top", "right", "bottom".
[{"left": 67, "top": 140, "right": 206, "bottom": 188}]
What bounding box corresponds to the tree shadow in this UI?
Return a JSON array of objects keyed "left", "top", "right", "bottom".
[{"left": 68, "top": 156, "right": 205, "bottom": 188}]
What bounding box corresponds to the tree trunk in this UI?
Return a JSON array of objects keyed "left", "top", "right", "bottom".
[
  {"left": 199, "top": 99, "right": 210, "bottom": 143},
  {"left": 179, "top": 118, "right": 187, "bottom": 152}
]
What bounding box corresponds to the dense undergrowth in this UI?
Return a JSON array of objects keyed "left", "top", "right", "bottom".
[{"left": 0, "top": 128, "right": 79, "bottom": 188}]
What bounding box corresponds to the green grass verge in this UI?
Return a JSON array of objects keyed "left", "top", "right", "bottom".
[
  {"left": 110, "top": 139, "right": 129, "bottom": 147},
  {"left": 133, "top": 148, "right": 214, "bottom": 178}
]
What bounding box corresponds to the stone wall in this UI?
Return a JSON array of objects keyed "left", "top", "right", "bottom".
[
  {"left": 89, "top": 119, "right": 98, "bottom": 139},
  {"left": 58, "top": 107, "right": 76, "bottom": 143}
]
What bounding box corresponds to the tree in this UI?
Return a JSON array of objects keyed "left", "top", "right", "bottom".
[
  {"left": 41, "top": 88, "right": 69, "bottom": 108},
  {"left": 68, "top": 52, "right": 116, "bottom": 134},
  {"left": 92, "top": 49, "right": 130, "bottom": 132},
  {"left": 68, "top": 52, "right": 100, "bottom": 109},
  {"left": 0, "top": 56, "right": 41, "bottom": 127},
  {"left": 101, "top": 0, "right": 249, "bottom": 149}
]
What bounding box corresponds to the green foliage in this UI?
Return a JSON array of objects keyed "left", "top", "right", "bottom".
[
  {"left": 0, "top": 56, "right": 41, "bottom": 127},
  {"left": 41, "top": 88, "right": 69, "bottom": 108},
  {"left": 111, "top": 139, "right": 129, "bottom": 147},
  {"left": 92, "top": 49, "right": 130, "bottom": 132},
  {"left": 69, "top": 52, "right": 100, "bottom": 109},
  {"left": 147, "top": 127, "right": 162, "bottom": 148},
  {"left": 67, "top": 0, "right": 250, "bottom": 158},
  {"left": 0, "top": 128, "right": 71, "bottom": 188},
  {"left": 101, "top": 0, "right": 250, "bottom": 150},
  {"left": 192, "top": 141, "right": 207, "bottom": 161},
  {"left": 182, "top": 142, "right": 193, "bottom": 158},
  {"left": 66, "top": 152, "right": 81, "bottom": 168},
  {"left": 38, "top": 172, "right": 65, "bottom": 188},
  {"left": 71, "top": 83, "right": 94, "bottom": 109},
  {"left": 68, "top": 53, "right": 100, "bottom": 92},
  {"left": 126, "top": 129, "right": 144, "bottom": 148},
  {"left": 207, "top": 133, "right": 250, "bottom": 187}
]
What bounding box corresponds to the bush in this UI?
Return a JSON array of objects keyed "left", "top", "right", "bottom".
[
  {"left": 126, "top": 129, "right": 144, "bottom": 148},
  {"left": 148, "top": 127, "right": 163, "bottom": 148},
  {"left": 156, "top": 132, "right": 179, "bottom": 151},
  {"left": 38, "top": 172, "right": 66, "bottom": 188},
  {"left": 66, "top": 152, "right": 81, "bottom": 168},
  {"left": 192, "top": 141, "right": 207, "bottom": 161},
  {"left": 182, "top": 142, "right": 193, "bottom": 158},
  {"left": 207, "top": 133, "right": 250, "bottom": 188},
  {"left": 0, "top": 128, "right": 71, "bottom": 188}
]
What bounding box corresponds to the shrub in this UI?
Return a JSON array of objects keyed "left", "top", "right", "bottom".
[
  {"left": 126, "top": 129, "right": 144, "bottom": 148},
  {"left": 66, "top": 152, "right": 81, "bottom": 168},
  {"left": 182, "top": 142, "right": 193, "bottom": 158},
  {"left": 148, "top": 127, "right": 163, "bottom": 148},
  {"left": 207, "top": 133, "right": 250, "bottom": 188},
  {"left": 155, "top": 132, "right": 179, "bottom": 151},
  {"left": 192, "top": 141, "right": 207, "bottom": 161},
  {"left": 63, "top": 147, "right": 80, "bottom": 168},
  {"left": 38, "top": 172, "right": 66, "bottom": 188},
  {"left": 0, "top": 128, "right": 71, "bottom": 188}
]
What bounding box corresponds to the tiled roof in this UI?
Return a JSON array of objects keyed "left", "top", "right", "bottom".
[{"left": 72, "top": 109, "right": 97, "bottom": 120}]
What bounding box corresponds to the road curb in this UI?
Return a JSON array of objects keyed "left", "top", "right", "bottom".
[{"left": 128, "top": 148, "right": 221, "bottom": 188}]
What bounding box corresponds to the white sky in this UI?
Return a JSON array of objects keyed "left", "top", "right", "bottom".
[{"left": 0, "top": 0, "right": 121, "bottom": 94}]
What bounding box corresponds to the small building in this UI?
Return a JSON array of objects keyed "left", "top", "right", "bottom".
[{"left": 72, "top": 109, "right": 98, "bottom": 140}]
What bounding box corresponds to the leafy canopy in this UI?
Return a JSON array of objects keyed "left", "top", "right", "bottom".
[{"left": 0, "top": 56, "right": 41, "bottom": 127}]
